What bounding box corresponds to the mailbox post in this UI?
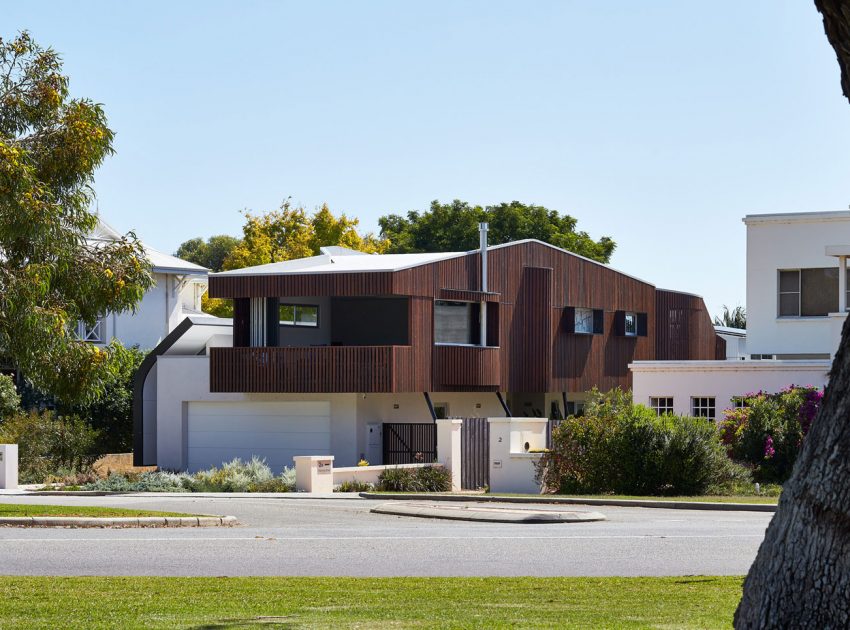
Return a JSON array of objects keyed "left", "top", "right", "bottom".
[{"left": 293, "top": 455, "right": 334, "bottom": 493}]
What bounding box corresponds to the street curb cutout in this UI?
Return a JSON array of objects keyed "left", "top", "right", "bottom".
[
  {"left": 360, "top": 493, "right": 777, "bottom": 513},
  {"left": 0, "top": 516, "right": 238, "bottom": 528}
]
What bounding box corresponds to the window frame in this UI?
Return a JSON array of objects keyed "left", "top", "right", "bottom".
[
  {"left": 574, "top": 307, "right": 594, "bottom": 335},
  {"left": 434, "top": 299, "right": 481, "bottom": 345},
  {"left": 691, "top": 396, "right": 716, "bottom": 420},
  {"left": 279, "top": 303, "right": 320, "bottom": 328},
  {"left": 778, "top": 268, "right": 839, "bottom": 318},
  {"left": 624, "top": 312, "right": 638, "bottom": 337},
  {"left": 649, "top": 396, "right": 674, "bottom": 416},
  {"left": 76, "top": 317, "right": 105, "bottom": 344}
]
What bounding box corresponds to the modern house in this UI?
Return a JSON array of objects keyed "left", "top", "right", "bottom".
[
  {"left": 631, "top": 210, "right": 840, "bottom": 419},
  {"left": 134, "top": 227, "right": 723, "bottom": 470},
  {"left": 83, "top": 220, "right": 209, "bottom": 349}
]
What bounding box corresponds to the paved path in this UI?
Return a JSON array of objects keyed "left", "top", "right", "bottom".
[{"left": 0, "top": 494, "right": 771, "bottom": 577}]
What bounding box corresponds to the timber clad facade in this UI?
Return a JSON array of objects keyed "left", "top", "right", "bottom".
[{"left": 208, "top": 240, "right": 723, "bottom": 395}]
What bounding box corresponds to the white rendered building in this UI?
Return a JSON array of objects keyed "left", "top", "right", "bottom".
[
  {"left": 80, "top": 220, "right": 209, "bottom": 350},
  {"left": 631, "top": 210, "right": 841, "bottom": 420}
]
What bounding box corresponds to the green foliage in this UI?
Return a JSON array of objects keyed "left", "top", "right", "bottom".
[
  {"left": 714, "top": 305, "right": 746, "bottom": 329},
  {"left": 0, "top": 32, "right": 154, "bottom": 404},
  {"left": 379, "top": 199, "right": 616, "bottom": 263},
  {"left": 174, "top": 235, "right": 240, "bottom": 272},
  {"left": 335, "top": 479, "right": 374, "bottom": 492},
  {"left": 83, "top": 470, "right": 190, "bottom": 492},
  {"left": 718, "top": 386, "right": 822, "bottom": 483},
  {"left": 57, "top": 343, "right": 146, "bottom": 454},
  {"left": 538, "top": 389, "right": 750, "bottom": 496},
  {"left": 377, "top": 465, "right": 451, "bottom": 492},
  {"left": 0, "top": 373, "right": 20, "bottom": 420},
  {"left": 0, "top": 409, "right": 99, "bottom": 483}
]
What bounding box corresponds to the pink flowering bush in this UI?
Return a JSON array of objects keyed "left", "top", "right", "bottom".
[{"left": 718, "top": 385, "right": 823, "bottom": 483}]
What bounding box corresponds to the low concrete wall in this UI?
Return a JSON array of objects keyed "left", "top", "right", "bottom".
[{"left": 333, "top": 463, "right": 441, "bottom": 487}]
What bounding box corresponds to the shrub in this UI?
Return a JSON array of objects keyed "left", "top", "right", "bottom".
[
  {"left": 336, "top": 479, "right": 374, "bottom": 492},
  {"left": 719, "top": 386, "right": 823, "bottom": 483},
  {"left": 0, "top": 373, "right": 20, "bottom": 420},
  {"left": 181, "top": 457, "right": 295, "bottom": 493},
  {"left": 0, "top": 409, "right": 100, "bottom": 483},
  {"left": 377, "top": 465, "right": 451, "bottom": 492},
  {"left": 538, "top": 389, "right": 750, "bottom": 496},
  {"left": 83, "top": 470, "right": 190, "bottom": 492}
]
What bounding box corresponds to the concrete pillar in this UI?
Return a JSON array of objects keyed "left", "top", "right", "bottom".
[
  {"left": 0, "top": 445, "right": 18, "bottom": 490},
  {"left": 487, "top": 418, "right": 547, "bottom": 494},
  {"left": 293, "top": 455, "right": 334, "bottom": 493},
  {"left": 840, "top": 256, "right": 847, "bottom": 313},
  {"left": 436, "top": 419, "right": 463, "bottom": 492}
]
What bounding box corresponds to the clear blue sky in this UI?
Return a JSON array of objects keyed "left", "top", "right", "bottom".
[{"left": 5, "top": 1, "right": 850, "bottom": 316}]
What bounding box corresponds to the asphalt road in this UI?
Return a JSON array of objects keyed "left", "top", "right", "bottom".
[{"left": 0, "top": 494, "right": 771, "bottom": 577}]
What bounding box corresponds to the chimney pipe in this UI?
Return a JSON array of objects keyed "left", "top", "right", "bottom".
[{"left": 479, "top": 222, "right": 488, "bottom": 346}]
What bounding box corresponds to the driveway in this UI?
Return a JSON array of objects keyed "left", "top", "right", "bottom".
[{"left": 0, "top": 494, "right": 771, "bottom": 577}]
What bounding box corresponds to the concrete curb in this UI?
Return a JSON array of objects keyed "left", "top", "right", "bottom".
[
  {"left": 371, "top": 502, "right": 606, "bottom": 524},
  {"left": 360, "top": 492, "right": 778, "bottom": 513},
  {"left": 31, "top": 491, "right": 362, "bottom": 499},
  {"left": 0, "top": 515, "right": 238, "bottom": 528}
]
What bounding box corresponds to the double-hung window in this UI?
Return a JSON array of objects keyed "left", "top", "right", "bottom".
[
  {"left": 280, "top": 304, "right": 319, "bottom": 327},
  {"left": 649, "top": 397, "right": 674, "bottom": 416},
  {"left": 691, "top": 396, "right": 716, "bottom": 420}
]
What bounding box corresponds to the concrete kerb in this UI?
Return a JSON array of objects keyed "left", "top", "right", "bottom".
[
  {"left": 0, "top": 515, "right": 238, "bottom": 528},
  {"left": 371, "top": 502, "right": 606, "bottom": 524},
  {"left": 29, "top": 491, "right": 363, "bottom": 499},
  {"left": 360, "top": 492, "right": 778, "bottom": 513}
]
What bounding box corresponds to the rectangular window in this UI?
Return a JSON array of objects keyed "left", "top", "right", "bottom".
[
  {"left": 624, "top": 312, "right": 637, "bottom": 336},
  {"left": 574, "top": 307, "right": 594, "bottom": 334},
  {"left": 778, "top": 268, "right": 838, "bottom": 317},
  {"left": 433, "top": 403, "right": 449, "bottom": 419},
  {"left": 434, "top": 300, "right": 480, "bottom": 344},
  {"left": 76, "top": 317, "right": 105, "bottom": 343},
  {"left": 280, "top": 304, "right": 319, "bottom": 327},
  {"left": 691, "top": 396, "right": 716, "bottom": 420},
  {"left": 649, "top": 397, "right": 674, "bottom": 416},
  {"left": 732, "top": 396, "right": 748, "bottom": 408}
]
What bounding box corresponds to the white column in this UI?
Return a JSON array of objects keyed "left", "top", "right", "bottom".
[
  {"left": 436, "top": 419, "right": 462, "bottom": 492},
  {"left": 249, "top": 297, "right": 267, "bottom": 347},
  {"left": 0, "top": 445, "right": 18, "bottom": 490},
  {"left": 840, "top": 256, "right": 847, "bottom": 313}
]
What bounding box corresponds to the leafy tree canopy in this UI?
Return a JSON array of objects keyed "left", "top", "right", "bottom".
[
  {"left": 714, "top": 305, "right": 746, "bottom": 329},
  {"left": 174, "top": 234, "right": 240, "bottom": 273},
  {"left": 222, "top": 199, "right": 388, "bottom": 271},
  {"left": 0, "top": 32, "right": 153, "bottom": 404},
  {"left": 378, "top": 200, "right": 616, "bottom": 263}
]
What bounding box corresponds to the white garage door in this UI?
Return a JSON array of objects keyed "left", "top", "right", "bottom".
[{"left": 187, "top": 401, "right": 331, "bottom": 473}]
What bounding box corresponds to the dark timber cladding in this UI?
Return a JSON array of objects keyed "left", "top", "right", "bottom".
[{"left": 208, "top": 240, "right": 723, "bottom": 394}]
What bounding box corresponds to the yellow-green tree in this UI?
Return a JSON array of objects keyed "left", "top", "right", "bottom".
[{"left": 0, "top": 32, "right": 153, "bottom": 404}]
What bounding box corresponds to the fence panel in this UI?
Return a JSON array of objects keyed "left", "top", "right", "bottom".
[{"left": 461, "top": 418, "right": 490, "bottom": 490}]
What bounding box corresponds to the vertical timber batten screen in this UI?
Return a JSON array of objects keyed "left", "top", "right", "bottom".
[
  {"left": 461, "top": 417, "right": 490, "bottom": 490},
  {"left": 382, "top": 423, "right": 437, "bottom": 465}
]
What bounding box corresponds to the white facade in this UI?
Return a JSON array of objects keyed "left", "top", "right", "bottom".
[
  {"left": 85, "top": 220, "right": 208, "bottom": 349},
  {"left": 745, "top": 211, "right": 850, "bottom": 359},
  {"left": 631, "top": 210, "right": 841, "bottom": 416}
]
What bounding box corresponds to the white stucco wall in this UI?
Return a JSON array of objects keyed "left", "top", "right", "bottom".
[
  {"left": 630, "top": 360, "right": 830, "bottom": 419},
  {"left": 154, "top": 356, "right": 359, "bottom": 470},
  {"left": 746, "top": 212, "right": 850, "bottom": 357}
]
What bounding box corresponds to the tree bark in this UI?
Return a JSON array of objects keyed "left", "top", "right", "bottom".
[
  {"left": 736, "top": 312, "right": 850, "bottom": 625},
  {"left": 735, "top": 4, "right": 850, "bottom": 626}
]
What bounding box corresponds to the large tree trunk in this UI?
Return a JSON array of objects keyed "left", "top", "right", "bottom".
[{"left": 735, "top": 4, "right": 850, "bottom": 626}]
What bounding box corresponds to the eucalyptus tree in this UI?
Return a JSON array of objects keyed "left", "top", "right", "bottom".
[{"left": 0, "top": 32, "right": 152, "bottom": 404}]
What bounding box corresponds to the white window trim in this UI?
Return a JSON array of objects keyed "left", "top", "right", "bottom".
[
  {"left": 76, "top": 317, "right": 105, "bottom": 344},
  {"left": 649, "top": 396, "right": 674, "bottom": 415}
]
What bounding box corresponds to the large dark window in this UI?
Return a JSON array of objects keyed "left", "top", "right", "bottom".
[
  {"left": 778, "top": 268, "right": 838, "bottom": 317},
  {"left": 434, "top": 300, "right": 481, "bottom": 344}
]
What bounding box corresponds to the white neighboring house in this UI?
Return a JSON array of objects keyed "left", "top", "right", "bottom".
[
  {"left": 631, "top": 210, "right": 841, "bottom": 420},
  {"left": 80, "top": 220, "right": 209, "bottom": 350}
]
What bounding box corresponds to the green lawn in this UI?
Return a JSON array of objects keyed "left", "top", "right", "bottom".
[
  {"left": 0, "top": 504, "right": 193, "bottom": 518},
  {"left": 0, "top": 576, "right": 743, "bottom": 629}
]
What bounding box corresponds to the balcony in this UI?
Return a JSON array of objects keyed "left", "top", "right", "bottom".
[
  {"left": 210, "top": 346, "right": 419, "bottom": 393},
  {"left": 433, "top": 344, "right": 501, "bottom": 388}
]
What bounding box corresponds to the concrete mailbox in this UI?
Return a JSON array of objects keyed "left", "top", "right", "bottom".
[
  {"left": 0, "top": 444, "right": 18, "bottom": 490},
  {"left": 488, "top": 418, "right": 547, "bottom": 494},
  {"left": 293, "top": 455, "right": 335, "bottom": 493}
]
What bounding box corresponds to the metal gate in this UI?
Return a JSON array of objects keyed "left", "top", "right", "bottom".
[
  {"left": 382, "top": 423, "right": 437, "bottom": 465},
  {"left": 461, "top": 418, "right": 490, "bottom": 490}
]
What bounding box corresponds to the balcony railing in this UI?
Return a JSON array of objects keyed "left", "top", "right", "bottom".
[
  {"left": 209, "top": 346, "right": 418, "bottom": 393},
  {"left": 433, "top": 344, "right": 501, "bottom": 388}
]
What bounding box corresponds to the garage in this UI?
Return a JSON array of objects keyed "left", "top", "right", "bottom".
[{"left": 186, "top": 401, "right": 331, "bottom": 473}]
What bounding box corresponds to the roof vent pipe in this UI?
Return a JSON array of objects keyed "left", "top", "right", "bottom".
[{"left": 479, "top": 222, "right": 488, "bottom": 347}]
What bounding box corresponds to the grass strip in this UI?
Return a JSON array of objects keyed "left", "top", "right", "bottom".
[
  {"left": 0, "top": 576, "right": 742, "bottom": 629},
  {"left": 0, "top": 503, "right": 194, "bottom": 518}
]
